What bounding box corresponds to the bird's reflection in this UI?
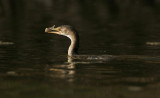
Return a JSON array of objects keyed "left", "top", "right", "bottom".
[
  {"left": 47, "top": 55, "right": 111, "bottom": 82},
  {"left": 48, "top": 56, "right": 76, "bottom": 82}
]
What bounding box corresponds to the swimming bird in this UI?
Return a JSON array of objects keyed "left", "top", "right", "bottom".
[
  {"left": 45, "top": 25, "right": 160, "bottom": 62},
  {"left": 45, "top": 25, "right": 115, "bottom": 60}
]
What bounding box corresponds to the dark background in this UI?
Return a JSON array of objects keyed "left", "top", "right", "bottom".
[{"left": 0, "top": 0, "right": 160, "bottom": 55}]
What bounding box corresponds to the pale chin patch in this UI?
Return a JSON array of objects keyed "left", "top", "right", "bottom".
[
  {"left": 65, "top": 35, "right": 72, "bottom": 41},
  {"left": 61, "top": 32, "right": 72, "bottom": 41}
]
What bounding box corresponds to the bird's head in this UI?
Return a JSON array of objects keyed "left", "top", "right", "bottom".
[{"left": 45, "top": 25, "right": 76, "bottom": 40}]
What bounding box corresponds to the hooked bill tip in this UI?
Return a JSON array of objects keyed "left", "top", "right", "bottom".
[{"left": 45, "top": 28, "right": 49, "bottom": 32}]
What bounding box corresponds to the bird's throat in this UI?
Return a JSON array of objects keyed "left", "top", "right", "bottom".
[{"left": 68, "top": 36, "right": 79, "bottom": 56}]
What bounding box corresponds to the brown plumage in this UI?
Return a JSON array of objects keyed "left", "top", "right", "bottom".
[{"left": 45, "top": 25, "right": 79, "bottom": 56}]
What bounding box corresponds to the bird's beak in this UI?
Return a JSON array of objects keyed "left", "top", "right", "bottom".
[{"left": 45, "top": 27, "right": 61, "bottom": 35}]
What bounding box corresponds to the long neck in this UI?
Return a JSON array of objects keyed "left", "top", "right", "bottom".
[{"left": 68, "top": 34, "right": 79, "bottom": 56}]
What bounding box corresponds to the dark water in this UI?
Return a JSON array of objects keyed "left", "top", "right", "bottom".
[{"left": 0, "top": 0, "right": 160, "bottom": 98}]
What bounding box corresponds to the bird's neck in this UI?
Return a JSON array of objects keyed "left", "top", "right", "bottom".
[{"left": 68, "top": 35, "right": 79, "bottom": 56}]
